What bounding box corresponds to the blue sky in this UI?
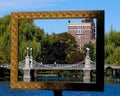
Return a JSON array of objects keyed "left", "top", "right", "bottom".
[
  {"left": 34, "top": 19, "right": 97, "bottom": 34},
  {"left": 0, "top": 0, "right": 120, "bottom": 33}
]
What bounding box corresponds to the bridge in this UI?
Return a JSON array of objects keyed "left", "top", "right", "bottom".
[
  {"left": 18, "top": 60, "right": 96, "bottom": 70},
  {"left": 1, "top": 47, "right": 96, "bottom": 83},
  {"left": 1, "top": 57, "right": 96, "bottom": 71},
  {"left": 1, "top": 47, "right": 96, "bottom": 71},
  {"left": 19, "top": 47, "right": 96, "bottom": 83}
]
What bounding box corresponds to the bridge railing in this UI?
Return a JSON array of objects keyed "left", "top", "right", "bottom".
[
  {"left": 18, "top": 60, "right": 96, "bottom": 69},
  {"left": 32, "top": 60, "right": 85, "bottom": 69}
]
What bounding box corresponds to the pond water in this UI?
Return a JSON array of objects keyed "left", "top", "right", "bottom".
[{"left": 0, "top": 82, "right": 120, "bottom": 96}]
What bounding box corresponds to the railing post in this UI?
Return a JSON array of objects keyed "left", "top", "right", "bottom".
[
  {"left": 83, "top": 48, "right": 91, "bottom": 83},
  {"left": 29, "top": 48, "right": 33, "bottom": 68}
]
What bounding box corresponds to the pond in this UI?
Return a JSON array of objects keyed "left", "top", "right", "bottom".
[{"left": 0, "top": 82, "right": 120, "bottom": 96}]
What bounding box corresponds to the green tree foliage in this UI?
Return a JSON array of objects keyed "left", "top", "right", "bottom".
[
  {"left": 38, "top": 33, "right": 58, "bottom": 62},
  {"left": 58, "top": 32, "right": 85, "bottom": 63},
  {"left": 43, "top": 40, "right": 66, "bottom": 64},
  {"left": 105, "top": 30, "right": 120, "bottom": 65},
  {"left": 112, "top": 47, "right": 120, "bottom": 66},
  {"left": 0, "top": 15, "right": 45, "bottom": 64},
  {"left": 35, "top": 28, "right": 44, "bottom": 42},
  {"left": 42, "top": 32, "right": 85, "bottom": 64},
  {"left": 0, "top": 15, "right": 10, "bottom": 36},
  {"left": 0, "top": 52, "right": 7, "bottom": 65},
  {"left": 18, "top": 19, "right": 45, "bottom": 61},
  {"left": 0, "top": 15, "right": 11, "bottom": 63},
  {"left": 19, "top": 19, "right": 38, "bottom": 42},
  {"left": 18, "top": 40, "right": 41, "bottom": 61},
  {"left": 109, "top": 31, "right": 120, "bottom": 47},
  {"left": 67, "top": 51, "right": 85, "bottom": 64}
]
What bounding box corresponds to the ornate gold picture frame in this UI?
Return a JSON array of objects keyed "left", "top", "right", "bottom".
[{"left": 11, "top": 10, "right": 104, "bottom": 91}]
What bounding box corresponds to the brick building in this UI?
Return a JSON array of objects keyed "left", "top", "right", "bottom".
[{"left": 68, "top": 18, "right": 96, "bottom": 50}]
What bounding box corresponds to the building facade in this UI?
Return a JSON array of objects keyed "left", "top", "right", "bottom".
[{"left": 68, "top": 18, "right": 95, "bottom": 50}]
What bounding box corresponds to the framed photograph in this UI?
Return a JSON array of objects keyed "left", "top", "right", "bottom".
[{"left": 11, "top": 10, "right": 104, "bottom": 91}]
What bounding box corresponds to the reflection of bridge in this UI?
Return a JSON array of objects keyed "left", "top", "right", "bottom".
[{"left": 19, "top": 60, "right": 96, "bottom": 70}]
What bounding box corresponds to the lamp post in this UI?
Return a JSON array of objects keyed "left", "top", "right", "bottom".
[
  {"left": 86, "top": 47, "right": 90, "bottom": 57},
  {"left": 30, "top": 48, "right": 32, "bottom": 57},
  {"left": 27, "top": 47, "right": 29, "bottom": 56},
  {"left": 29, "top": 48, "right": 33, "bottom": 68}
]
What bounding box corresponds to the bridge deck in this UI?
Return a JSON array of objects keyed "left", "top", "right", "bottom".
[{"left": 19, "top": 67, "right": 96, "bottom": 70}]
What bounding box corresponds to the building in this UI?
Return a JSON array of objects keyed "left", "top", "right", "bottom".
[{"left": 68, "top": 18, "right": 95, "bottom": 50}]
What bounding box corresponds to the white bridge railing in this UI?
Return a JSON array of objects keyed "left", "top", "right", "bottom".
[
  {"left": 1, "top": 60, "right": 96, "bottom": 70},
  {"left": 18, "top": 60, "right": 96, "bottom": 70}
]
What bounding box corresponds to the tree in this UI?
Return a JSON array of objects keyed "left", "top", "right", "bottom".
[
  {"left": 0, "top": 15, "right": 11, "bottom": 63},
  {"left": 0, "top": 52, "right": 7, "bottom": 65},
  {"left": 67, "top": 51, "right": 85, "bottom": 64},
  {"left": 58, "top": 32, "right": 82, "bottom": 63},
  {"left": 19, "top": 19, "right": 37, "bottom": 42},
  {"left": 18, "top": 19, "right": 45, "bottom": 61},
  {"left": 43, "top": 40, "right": 66, "bottom": 64},
  {"left": 112, "top": 47, "right": 120, "bottom": 66},
  {"left": 109, "top": 31, "right": 120, "bottom": 47},
  {"left": 0, "top": 15, "right": 10, "bottom": 36},
  {"left": 35, "top": 27, "right": 44, "bottom": 42},
  {"left": 18, "top": 40, "right": 41, "bottom": 61},
  {"left": 42, "top": 32, "right": 86, "bottom": 64},
  {"left": 38, "top": 33, "right": 58, "bottom": 62},
  {"left": 105, "top": 30, "right": 120, "bottom": 65},
  {"left": 0, "top": 15, "right": 46, "bottom": 63}
]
